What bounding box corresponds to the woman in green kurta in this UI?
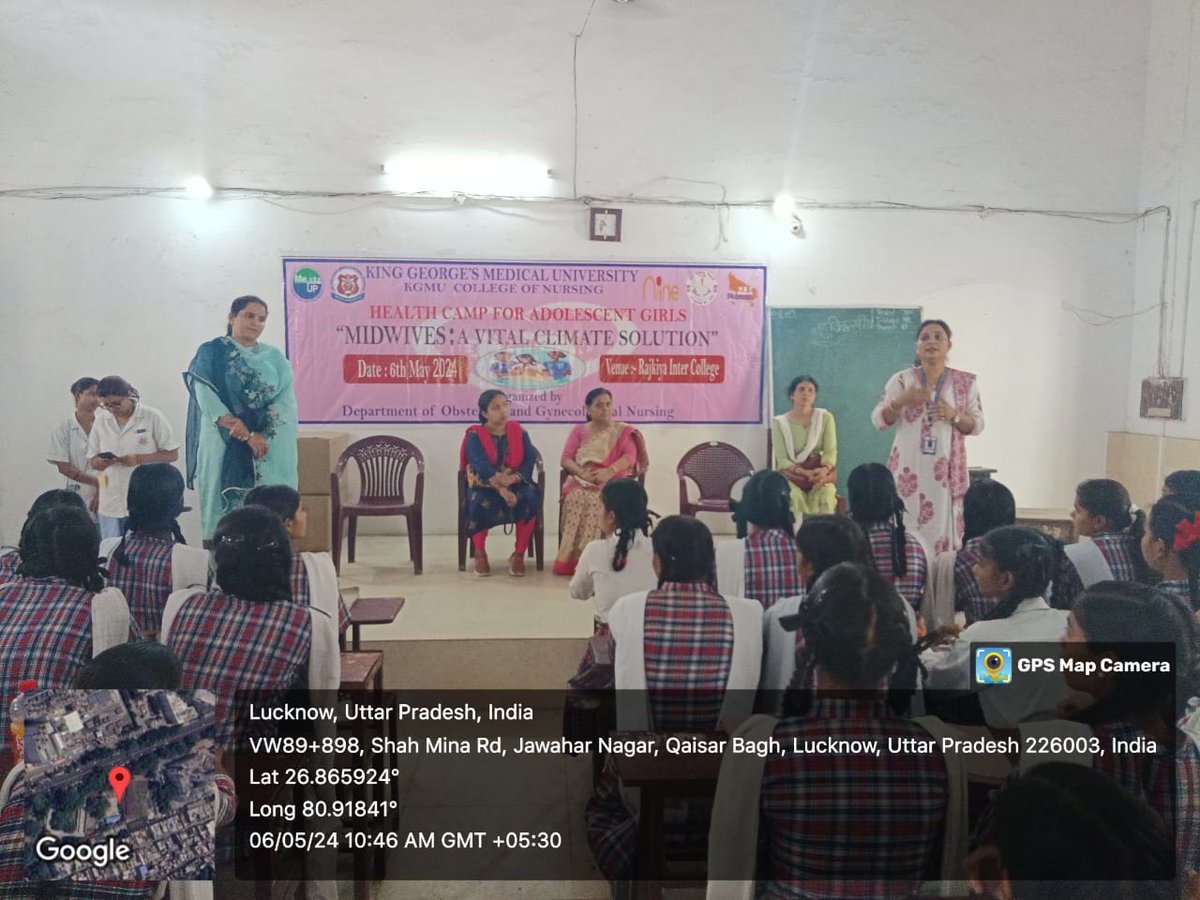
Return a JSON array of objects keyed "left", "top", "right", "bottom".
[
  {"left": 771, "top": 374, "right": 838, "bottom": 515},
  {"left": 183, "top": 296, "right": 299, "bottom": 539}
]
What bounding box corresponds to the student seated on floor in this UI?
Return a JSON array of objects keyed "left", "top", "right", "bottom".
[
  {"left": 847, "top": 463, "right": 929, "bottom": 614},
  {"left": 715, "top": 470, "right": 803, "bottom": 610},
  {"left": 244, "top": 484, "right": 350, "bottom": 635},
  {"left": 0, "top": 505, "right": 138, "bottom": 738},
  {"left": 708, "top": 563, "right": 952, "bottom": 899},
  {"left": 161, "top": 506, "right": 340, "bottom": 751},
  {"left": 0, "top": 489, "right": 89, "bottom": 583},
  {"left": 585, "top": 515, "right": 762, "bottom": 882},
  {"left": 101, "top": 463, "right": 211, "bottom": 638},
  {"left": 1053, "top": 478, "right": 1151, "bottom": 609}
]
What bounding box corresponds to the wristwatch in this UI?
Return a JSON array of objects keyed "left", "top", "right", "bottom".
[{"left": 951, "top": 413, "right": 961, "bottom": 426}]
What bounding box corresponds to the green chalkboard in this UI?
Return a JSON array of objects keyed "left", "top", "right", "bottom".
[{"left": 768, "top": 307, "right": 923, "bottom": 488}]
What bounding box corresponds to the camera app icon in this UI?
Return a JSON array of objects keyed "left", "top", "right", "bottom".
[{"left": 975, "top": 647, "right": 1013, "bottom": 684}]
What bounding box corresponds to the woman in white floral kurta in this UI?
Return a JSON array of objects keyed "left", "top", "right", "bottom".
[{"left": 871, "top": 319, "right": 984, "bottom": 553}]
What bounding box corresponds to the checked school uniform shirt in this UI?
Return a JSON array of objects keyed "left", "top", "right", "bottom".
[
  {"left": 954, "top": 536, "right": 992, "bottom": 625},
  {"left": 760, "top": 697, "right": 949, "bottom": 898},
  {"left": 1054, "top": 531, "right": 1147, "bottom": 609},
  {"left": 866, "top": 521, "right": 928, "bottom": 613},
  {"left": 587, "top": 582, "right": 736, "bottom": 878},
  {"left": 0, "top": 551, "right": 18, "bottom": 584},
  {"left": 1092, "top": 720, "right": 1200, "bottom": 873},
  {"left": 289, "top": 554, "right": 350, "bottom": 633},
  {"left": 104, "top": 534, "right": 176, "bottom": 636},
  {"left": 166, "top": 588, "right": 312, "bottom": 751},
  {"left": 0, "top": 578, "right": 140, "bottom": 738},
  {"left": 744, "top": 529, "right": 803, "bottom": 611}
]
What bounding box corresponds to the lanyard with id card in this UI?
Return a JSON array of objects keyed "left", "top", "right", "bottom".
[{"left": 919, "top": 368, "right": 947, "bottom": 456}]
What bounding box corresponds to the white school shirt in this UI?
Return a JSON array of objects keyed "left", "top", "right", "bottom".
[
  {"left": 920, "top": 596, "right": 1070, "bottom": 728},
  {"left": 86, "top": 403, "right": 180, "bottom": 518},
  {"left": 569, "top": 532, "right": 657, "bottom": 623},
  {"left": 761, "top": 591, "right": 919, "bottom": 694},
  {"left": 47, "top": 414, "right": 100, "bottom": 507}
]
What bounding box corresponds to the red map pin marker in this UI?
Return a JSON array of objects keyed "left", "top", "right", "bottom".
[{"left": 108, "top": 767, "right": 131, "bottom": 804}]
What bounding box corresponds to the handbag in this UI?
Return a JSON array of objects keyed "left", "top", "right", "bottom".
[{"left": 783, "top": 454, "right": 837, "bottom": 492}]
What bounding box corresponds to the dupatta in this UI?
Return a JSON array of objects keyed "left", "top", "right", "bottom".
[{"left": 182, "top": 337, "right": 274, "bottom": 495}]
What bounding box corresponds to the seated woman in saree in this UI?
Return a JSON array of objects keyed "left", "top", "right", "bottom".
[
  {"left": 461, "top": 390, "right": 541, "bottom": 577},
  {"left": 553, "top": 388, "right": 647, "bottom": 576},
  {"left": 772, "top": 374, "right": 837, "bottom": 515},
  {"left": 183, "top": 295, "right": 298, "bottom": 542}
]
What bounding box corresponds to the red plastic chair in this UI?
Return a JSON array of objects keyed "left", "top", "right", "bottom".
[
  {"left": 676, "top": 441, "right": 756, "bottom": 517},
  {"left": 332, "top": 436, "right": 425, "bottom": 574},
  {"left": 457, "top": 450, "right": 546, "bottom": 572}
]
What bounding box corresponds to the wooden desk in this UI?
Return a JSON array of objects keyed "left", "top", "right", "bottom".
[
  {"left": 347, "top": 595, "right": 405, "bottom": 651},
  {"left": 1015, "top": 508, "right": 1075, "bottom": 544},
  {"left": 611, "top": 731, "right": 724, "bottom": 897},
  {"left": 338, "top": 650, "right": 389, "bottom": 883}
]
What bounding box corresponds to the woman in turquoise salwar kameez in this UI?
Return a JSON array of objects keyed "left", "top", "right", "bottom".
[{"left": 183, "top": 296, "right": 298, "bottom": 540}]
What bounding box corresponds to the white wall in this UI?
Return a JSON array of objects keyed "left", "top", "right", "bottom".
[
  {"left": 0, "top": 0, "right": 1154, "bottom": 543},
  {"left": 1128, "top": 0, "right": 1200, "bottom": 451}
]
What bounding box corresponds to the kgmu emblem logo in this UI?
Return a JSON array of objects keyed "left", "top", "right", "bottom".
[{"left": 331, "top": 266, "right": 367, "bottom": 303}]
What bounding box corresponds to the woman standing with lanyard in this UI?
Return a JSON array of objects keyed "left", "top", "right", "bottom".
[
  {"left": 184, "top": 295, "right": 299, "bottom": 541},
  {"left": 871, "top": 319, "right": 984, "bottom": 552}
]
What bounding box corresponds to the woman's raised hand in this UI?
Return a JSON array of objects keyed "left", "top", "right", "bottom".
[{"left": 896, "top": 384, "right": 930, "bottom": 409}]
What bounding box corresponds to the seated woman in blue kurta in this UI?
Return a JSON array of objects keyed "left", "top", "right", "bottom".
[{"left": 461, "top": 390, "right": 539, "bottom": 578}]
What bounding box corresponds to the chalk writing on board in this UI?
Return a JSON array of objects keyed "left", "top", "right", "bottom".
[{"left": 803, "top": 309, "right": 913, "bottom": 346}]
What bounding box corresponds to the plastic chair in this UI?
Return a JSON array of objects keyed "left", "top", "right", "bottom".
[
  {"left": 331, "top": 436, "right": 424, "bottom": 575},
  {"left": 457, "top": 450, "right": 546, "bottom": 572},
  {"left": 676, "top": 441, "right": 756, "bottom": 517}
]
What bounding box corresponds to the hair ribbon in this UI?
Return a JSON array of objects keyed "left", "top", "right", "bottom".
[{"left": 1173, "top": 512, "right": 1200, "bottom": 552}]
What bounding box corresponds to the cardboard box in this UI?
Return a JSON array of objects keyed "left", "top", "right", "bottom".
[
  {"left": 293, "top": 494, "right": 333, "bottom": 554},
  {"left": 297, "top": 431, "right": 351, "bottom": 495}
]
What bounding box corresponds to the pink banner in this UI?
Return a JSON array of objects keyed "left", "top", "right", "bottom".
[{"left": 283, "top": 259, "right": 765, "bottom": 424}]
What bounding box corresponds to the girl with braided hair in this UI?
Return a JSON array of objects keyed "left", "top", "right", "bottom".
[
  {"left": 848, "top": 462, "right": 929, "bottom": 613},
  {"left": 715, "top": 470, "right": 802, "bottom": 609},
  {"left": 586, "top": 516, "right": 761, "bottom": 881},
  {"left": 569, "top": 478, "right": 657, "bottom": 629},
  {"left": 101, "top": 463, "right": 210, "bottom": 637},
  {"left": 921, "top": 525, "right": 1070, "bottom": 728},
  {"left": 708, "top": 563, "right": 951, "bottom": 895},
  {"left": 1142, "top": 493, "right": 1200, "bottom": 613},
  {"left": 0, "top": 506, "right": 137, "bottom": 740},
  {"left": 0, "top": 490, "right": 88, "bottom": 583}
]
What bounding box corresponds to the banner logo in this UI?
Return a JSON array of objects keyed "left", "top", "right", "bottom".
[
  {"left": 331, "top": 267, "right": 367, "bottom": 303},
  {"left": 686, "top": 271, "right": 718, "bottom": 306},
  {"left": 291, "top": 267, "right": 323, "bottom": 301}
]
